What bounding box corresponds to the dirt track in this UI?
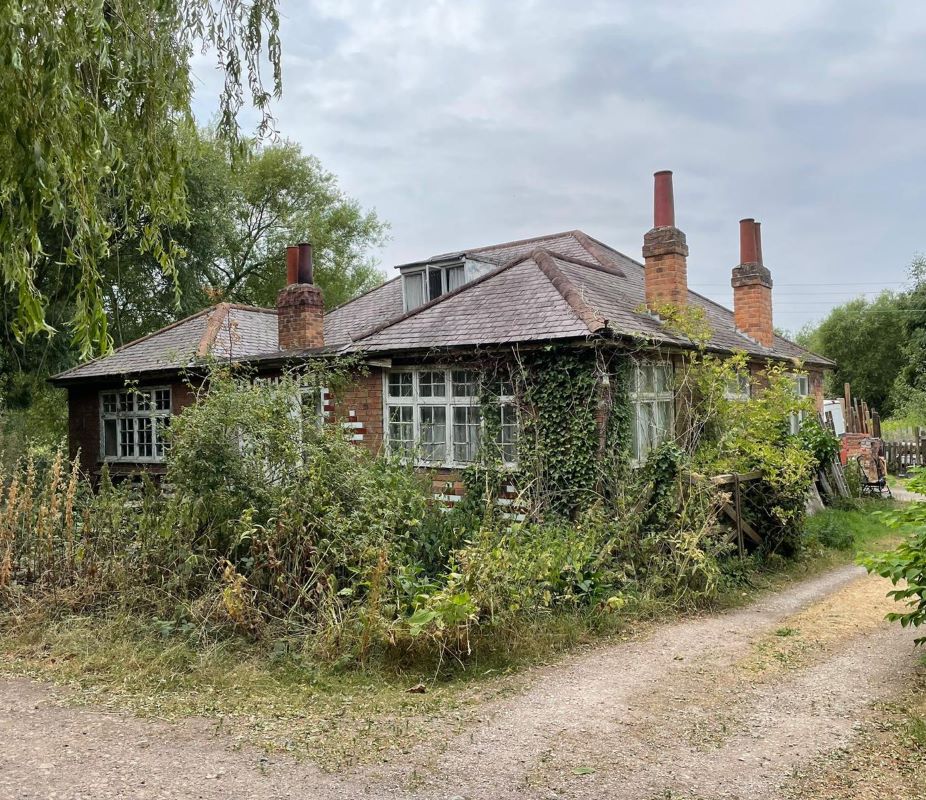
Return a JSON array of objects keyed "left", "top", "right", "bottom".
[{"left": 1, "top": 564, "right": 920, "bottom": 799}]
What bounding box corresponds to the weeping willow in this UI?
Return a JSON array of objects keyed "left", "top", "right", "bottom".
[{"left": 0, "top": 0, "right": 281, "bottom": 356}]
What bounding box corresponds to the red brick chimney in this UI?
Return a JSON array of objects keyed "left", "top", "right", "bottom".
[
  {"left": 278, "top": 242, "right": 324, "bottom": 350},
  {"left": 731, "top": 219, "right": 774, "bottom": 347},
  {"left": 642, "top": 170, "right": 689, "bottom": 308}
]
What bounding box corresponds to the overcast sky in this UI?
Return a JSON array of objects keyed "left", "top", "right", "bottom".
[{"left": 192, "top": 0, "right": 926, "bottom": 333}]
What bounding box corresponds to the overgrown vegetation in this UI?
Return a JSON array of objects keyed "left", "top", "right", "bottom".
[
  {"left": 0, "top": 341, "right": 837, "bottom": 668},
  {"left": 862, "top": 468, "right": 926, "bottom": 643}
]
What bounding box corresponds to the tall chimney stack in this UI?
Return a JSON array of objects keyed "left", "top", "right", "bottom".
[
  {"left": 642, "top": 170, "right": 689, "bottom": 309},
  {"left": 731, "top": 219, "right": 774, "bottom": 347},
  {"left": 277, "top": 242, "right": 324, "bottom": 351}
]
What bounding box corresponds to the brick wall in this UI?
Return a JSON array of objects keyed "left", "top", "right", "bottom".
[
  {"left": 277, "top": 284, "right": 324, "bottom": 350},
  {"left": 642, "top": 226, "right": 689, "bottom": 308},
  {"left": 330, "top": 368, "right": 384, "bottom": 454},
  {"left": 731, "top": 264, "right": 774, "bottom": 347}
]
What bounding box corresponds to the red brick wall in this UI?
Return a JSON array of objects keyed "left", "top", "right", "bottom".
[
  {"left": 330, "top": 368, "right": 384, "bottom": 454},
  {"left": 642, "top": 227, "right": 689, "bottom": 308},
  {"left": 277, "top": 284, "right": 324, "bottom": 350},
  {"left": 67, "top": 385, "right": 100, "bottom": 467},
  {"left": 732, "top": 282, "right": 773, "bottom": 347}
]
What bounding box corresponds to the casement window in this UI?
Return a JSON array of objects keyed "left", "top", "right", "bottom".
[
  {"left": 100, "top": 387, "right": 171, "bottom": 462},
  {"left": 384, "top": 368, "right": 518, "bottom": 466},
  {"left": 629, "top": 361, "right": 675, "bottom": 464},
  {"left": 724, "top": 374, "right": 751, "bottom": 402},
  {"left": 403, "top": 263, "right": 466, "bottom": 311},
  {"left": 790, "top": 374, "right": 811, "bottom": 434}
]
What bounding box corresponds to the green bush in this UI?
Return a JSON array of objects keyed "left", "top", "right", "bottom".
[{"left": 862, "top": 470, "right": 926, "bottom": 644}]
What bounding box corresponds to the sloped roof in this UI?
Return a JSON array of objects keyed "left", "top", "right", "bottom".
[
  {"left": 52, "top": 229, "right": 833, "bottom": 384},
  {"left": 52, "top": 304, "right": 279, "bottom": 382}
]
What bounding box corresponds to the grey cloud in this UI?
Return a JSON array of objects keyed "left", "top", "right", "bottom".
[{"left": 191, "top": 0, "right": 926, "bottom": 331}]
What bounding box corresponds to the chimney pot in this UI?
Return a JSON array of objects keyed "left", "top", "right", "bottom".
[
  {"left": 739, "top": 218, "right": 757, "bottom": 265},
  {"left": 278, "top": 243, "right": 324, "bottom": 350},
  {"left": 732, "top": 219, "right": 774, "bottom": 347},
  {"left": 297, "top": 242, "right": 314, "bottom": 284},
  {"left": 286, "top": 246, "right": 299, "bottom": 285},
  {"left": 653, "top": 170, "right": 675, "bottom": 228},
  {"left": 642, "top": 170, "right": 688, "bottom": 308},
  {"left": 754, "top": 221, "right": 763, "bottom": 266}
]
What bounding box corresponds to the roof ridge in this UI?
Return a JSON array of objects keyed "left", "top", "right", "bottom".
[
  {"left": 50, "top": 306, "right": 214, "bottom": 381},
  {"left": 197, "top": 303, "right": 231, "bottom": 357},
  {"left": 351, "top": 260, "right": 518, "bottom": 343},
  {"left": 542, "top": 248, "right": 626, "bottom": 277},
  {"left": 461, "top": 229, "right": 584, "bottom": 256},
  {"left": 531, "top": 249, "right": 607, "bottom": 335}
]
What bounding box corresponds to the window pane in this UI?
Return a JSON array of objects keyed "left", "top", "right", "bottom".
[
  {"left": 428, "top": 267, "right": 443, "bottom": 301},
  {"left": 655, "top": 400, "right": 674, "bottom": 444},
  {"left": 419, "top": 406, "right": 447, "bottom": 461},
  {"left": 452, "top": 406, "right": 481, "bottom": 462},
  {"left": 451, "top": 370, "right": 478, "bottom": 398},
  {"left": 103, "top": 419, "right": 117, "bottom": 457},
  {"left": 387, "top": 372, "right": 413, "bottom": 398},
  {"left": 136, "top": 390, "right": 152, "bottom": 412},
  {"left": 154, "top": 389, "right": 171, "bottom": 411},
  {"left": 118, "top": 392, "right": 133, "bottom": 412},
  {"left": 388, "top": 405, "right": 414, "bottom": 454},
  {"left": 137, "top": 416, "right": 153, "bottom": 458},
  {"left": 635, "top": 402, "right": 655, "bottom": 461},
  {"left": 154, "top": 418, "right": 169, "bottom": 459},
  {"left": 654, "top": 364, "right": 672, "bottom": 394},
  {"left": 119, "top": 417, "right": 135, "bottom": 458},
  {"left": 498, "top": 404, "right": 519, "bottom": 463},
  {"left": 102, "top": 393, "right": 117, "bottom": 414},
  {"left": 643, "top": 365, "right": 658, "bottom": 394},
  {"left": 419, "top": 370, "right": 446, "bottom": 398},
  {"left": 446, "top": 265, "right": 465, "bottom": 292},
  {"left": 405, "top": 272, "right": 424, "bottom": 309}
]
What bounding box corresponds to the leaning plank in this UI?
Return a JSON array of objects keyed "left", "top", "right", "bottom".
[{"left": 720, "top": 502, "right": 762, "bottom": 545}]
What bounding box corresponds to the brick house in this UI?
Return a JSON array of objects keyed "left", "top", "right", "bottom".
[{"left": 50, "top": 172, "right": 833, "bottom": 494}]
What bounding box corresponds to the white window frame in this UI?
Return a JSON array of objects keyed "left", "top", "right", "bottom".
[
  {"left": 383, "top": 368, "right": 518, "bottom": 468},
  {"left": 99, "top": 386, "right": 172, "bottom": 463},
  {"left": 629, "top": 359, "right": 675, "bottom": 465},
  {"left": 790, "top": 373, "right": 811, "bottom": 434},
  {"left": 402, "top": 263, "right": 466, "bottom": 311}
]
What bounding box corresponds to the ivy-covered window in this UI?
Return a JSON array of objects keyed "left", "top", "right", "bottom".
[
  {"left": 384, "top": 368, "right": 518, "bottom": 466},
  {"left": 630, "top": 361, "right": 675, "bottom": 463},
  {"left": 100, "top": 387, "right": 171, "bottom": 462}
]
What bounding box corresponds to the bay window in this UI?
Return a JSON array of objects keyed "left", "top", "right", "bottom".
[
  {"left": 100, "top": 387, "right": 171, "bottom": 462},
  {"left": 384, "top": 368, "right": 518, "bottom": 466},
  {"left": 630, "top": 361, "right": 675, "bottom": 463}
]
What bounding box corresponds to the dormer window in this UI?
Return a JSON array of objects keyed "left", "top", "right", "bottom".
[{"left": 403, "top": 263, "right": 466, "bottom": 311}]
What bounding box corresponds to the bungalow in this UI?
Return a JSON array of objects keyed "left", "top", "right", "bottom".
[{"left": 50, "top": 171, "right": 833, "bottom": 495}]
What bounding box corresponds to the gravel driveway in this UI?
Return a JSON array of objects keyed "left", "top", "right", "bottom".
[{"left": 1, "top": 564, "right": 919, "bottom": 799}]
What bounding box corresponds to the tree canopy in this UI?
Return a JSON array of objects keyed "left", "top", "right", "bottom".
[
  {"left": 0, "top": 0, "right": 282, "bottom": 356},
  {"left": 796, "top": 291, "right": 905, "bottom": 416}
]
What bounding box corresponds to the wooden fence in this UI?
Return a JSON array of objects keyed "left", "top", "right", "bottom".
[{"left": 883, "top": 435, "right": 926, "bottom": 474}]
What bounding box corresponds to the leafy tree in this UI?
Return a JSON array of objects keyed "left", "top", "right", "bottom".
[
  {"left": 187, "top": 132, "right": 388, "bottom": 313},
  {"left": 96, "top": 131, "right": 388, "bottom": 346},
  {"left": 795, "top": 292, "right": 904, "bottom": 416},
  {"left": 0, "top": 0, "right": 282, "bottom": 356}
]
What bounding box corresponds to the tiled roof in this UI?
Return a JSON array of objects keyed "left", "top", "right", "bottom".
[
  {"left": 51, "top": 229, "right": 833, "bottom": 383},
  {"left": 52, "top": 304, "right": 279, "bottom": 381}
]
